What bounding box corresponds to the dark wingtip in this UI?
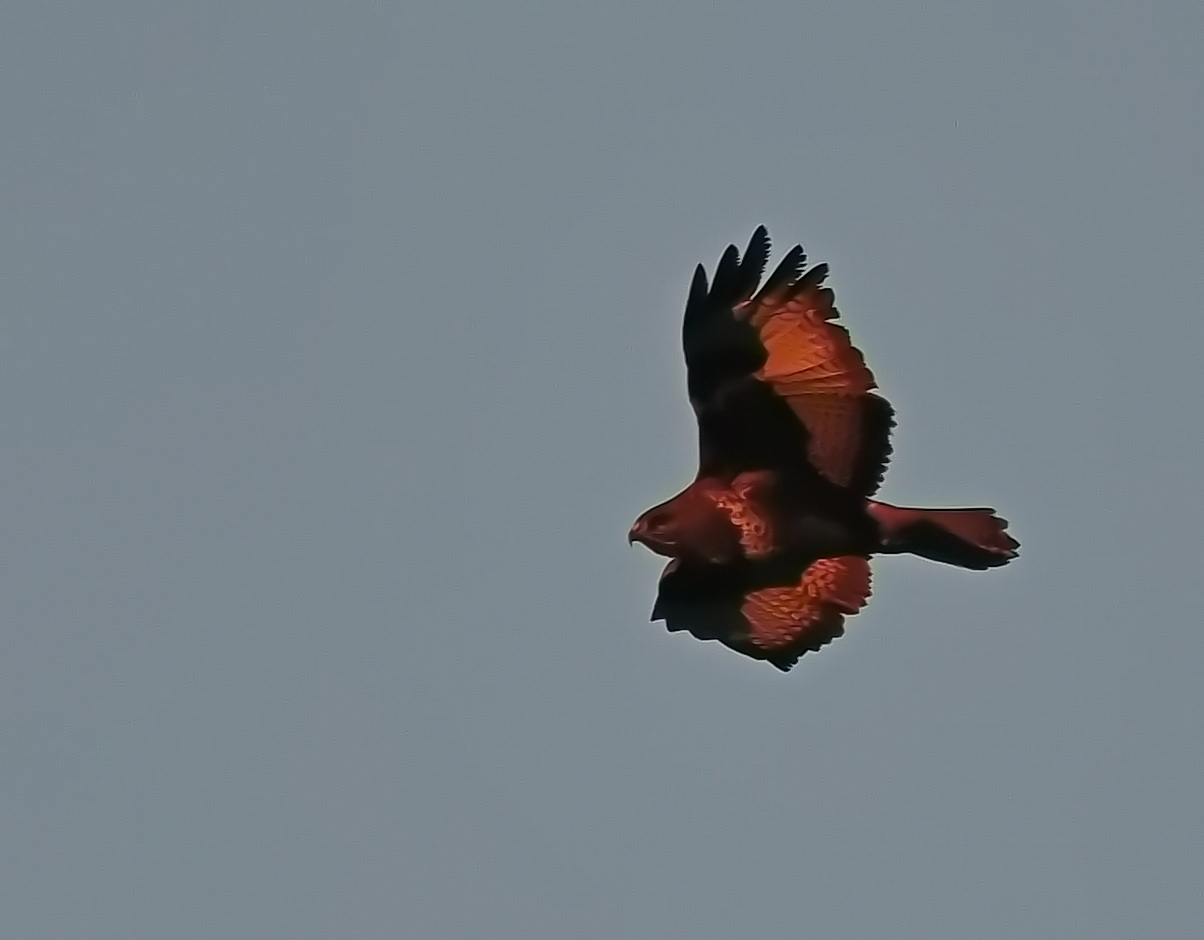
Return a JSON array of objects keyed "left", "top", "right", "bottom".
[
  {"left": 746, "top": 226, "right": 770, "bottom": 267},
  {"left": 688, "top": 263, "right": 709, "bottom": 304},
  {"left": 799, "top": 261, "right": 829, "bottom": 288},
  {"left": 738, "top": 226, "right": 771, "bottom": 297},
  {"left": 756, "top": 244, "right": 806, "bottom": 300},
  {"left": 709, "top": 243, "right": 742, "bottom": 301}
]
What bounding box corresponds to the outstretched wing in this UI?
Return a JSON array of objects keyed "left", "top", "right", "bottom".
[
  {"left": 741, "top": 258, "right": 895, "bottom": 494},
  {"left": 652, "top": 556, "right": 872, "bottom": 671},
  {"left": 683, "top": 228, "right": 894, "bottom": 495},
  {"left": 736, "top": 556, "right": 871, "bottom": 670}
]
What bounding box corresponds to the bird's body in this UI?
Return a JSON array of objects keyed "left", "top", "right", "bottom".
[{"left": 630, "top": 228, "right": 1017, "bottom": 670}]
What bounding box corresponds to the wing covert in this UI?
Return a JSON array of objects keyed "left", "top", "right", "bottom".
[{"left": 739, "top": 556, "right": 871, "bottom": 670}]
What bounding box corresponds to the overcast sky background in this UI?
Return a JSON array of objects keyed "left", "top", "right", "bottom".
[{"left": 3, "top": 3, "right": 1203, "bottom": 937}]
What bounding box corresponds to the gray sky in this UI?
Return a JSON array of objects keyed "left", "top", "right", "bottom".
[{"left": 3, "top": 2, "right": 1203, "bottom": 937}]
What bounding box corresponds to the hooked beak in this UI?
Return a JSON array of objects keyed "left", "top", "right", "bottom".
[{"left": 629, "top": 520, "right": 675, "bottom": 557}]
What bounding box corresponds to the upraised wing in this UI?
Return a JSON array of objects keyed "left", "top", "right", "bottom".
[
  {"left": 683, "top": 228, "right": 894, "bottom": 495},
  {"left": 653, "top": 556, "right": 872, "bottom": 671}
]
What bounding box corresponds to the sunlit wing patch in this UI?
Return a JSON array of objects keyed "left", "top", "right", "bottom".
[
  {"left": 743, "top": 266, "right": 877, "bottom": 394},
  {"left": 739, "top": 556, "right": 872, "bottom": 670},
  {"left": 735, "top": 259, "right": 893, "bottom": 492}
]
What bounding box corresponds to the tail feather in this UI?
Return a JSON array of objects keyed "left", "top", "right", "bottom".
[{"left": 868, "top": 502, "right": 1019, "bottom": 570}]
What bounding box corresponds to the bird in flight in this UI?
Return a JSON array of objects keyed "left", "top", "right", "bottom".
[{"left": 630, "top": 227, "right": 1018, "bottom": 670}]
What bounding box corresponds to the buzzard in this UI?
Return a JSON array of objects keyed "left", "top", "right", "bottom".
[{"left": 630, "top": 227, "right": 1018, "bottom": 670}]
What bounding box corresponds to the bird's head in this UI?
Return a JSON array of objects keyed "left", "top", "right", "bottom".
[
  {"left": 629, "top": 485, "right": 741, "bottom": 562},
  {"left": 628, "top": 503, "right": 685, "bottom": 557}
]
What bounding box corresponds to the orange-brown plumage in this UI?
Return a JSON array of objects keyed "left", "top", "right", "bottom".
[
  {"left": 740, "top": 557, "right": 872, "bottom": 663},
  {"left": 631, "top": 228, "right": 1018, "bottom": 670}
]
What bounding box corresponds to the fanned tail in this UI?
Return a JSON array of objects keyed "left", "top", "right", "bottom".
[{"left": 867, "top": 501, "right": 1019, "bottom": 570}]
